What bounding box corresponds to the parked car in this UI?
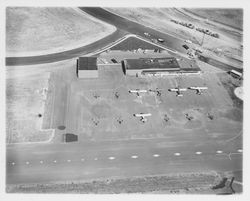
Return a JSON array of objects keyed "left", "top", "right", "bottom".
[
  {"left": 182, "top": 44, "right": 189, "bottom": 50},
  {"left": 185, "top": 40, "right": 192, "bottom": 44}
]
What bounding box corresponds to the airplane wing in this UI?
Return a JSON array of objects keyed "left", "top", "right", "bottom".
[{"left": 169, "top": 88, "right": 178, "bottom": 91}]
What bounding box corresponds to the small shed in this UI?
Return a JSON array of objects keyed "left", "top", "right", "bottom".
[{"left": 77, "top": 57, "right": 98, "bottom": 78}]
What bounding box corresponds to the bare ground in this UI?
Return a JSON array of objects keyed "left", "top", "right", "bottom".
[
  {"left": 6, "top": 171, "right": 224, "bottom": 194},
  {"left": 6, "top": 7, "right": 116, "bottom": 57},
  {"left": 6, "top": 59, "right": 77, "bottom": 143}
]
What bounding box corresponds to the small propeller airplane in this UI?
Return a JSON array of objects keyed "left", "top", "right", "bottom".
[
  {"left": 148, "top": 88, "right": 163, "bottom": 96},
  {"left": 128, "top": 89, "right": 147, "bottom": 97},
  {"left": 133, "top": 113, "right": 152, "bottom": 123},
  {"left": 188, "top": 86, "right": 208, "bottom": 95},
  {"left": 168, "top": 87, "right": 187, "bottom": 97}
]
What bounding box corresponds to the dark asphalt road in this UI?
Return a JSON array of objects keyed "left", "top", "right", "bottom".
[
  {"left": 6, "top": 29, "right": 127, "bottom": 66},
  {"left": 6, "top": 7, "right": 243, "bottom": 185},
  {"left": 7, "top": 138, "right": 242, "bottom": 184},
  {"left": 80, "top": 7, "right": 242, "bottom": 72},
  {"left": 6, "top": 7, "right": 241, "bottom": 71}
]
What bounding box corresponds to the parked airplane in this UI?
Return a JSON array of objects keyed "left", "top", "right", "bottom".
[
  {"left": 188, "top": 86, "right": 208, "bottom": 95},
  {"left": 149, "top": 88, "right": 163, "bottom": 96},
  {"left": 133, "top": 113, "right": 152, "bottom": 123},
  {"left": 168, "top": 87, "right": 187, "bottom": 97},
  {"left": 129, "top": 89, "right": 147, "bottom": 97}
]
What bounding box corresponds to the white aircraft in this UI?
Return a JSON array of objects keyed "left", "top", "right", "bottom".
[
  {"left": 133, "top": 113, "right": 152, "bottom": 123},
  {"left": 188, "top": 86, "right": 208, "bottom": 95},
  {"left": 129, "top": 89, "right": 147, "bottom": 97},
  {"left": 168, "top": 87, "right": 187, "bottom": 97}
]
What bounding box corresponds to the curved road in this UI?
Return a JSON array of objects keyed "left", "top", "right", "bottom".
[
  {"left": 6, "top": 7, "right": 243, "bottom": 187},
  {"left": 6, "top": 29, "right": 127, "bottom": 66},
  {"left": 6, "top": 7, "right": 242, "bottom": 72}
]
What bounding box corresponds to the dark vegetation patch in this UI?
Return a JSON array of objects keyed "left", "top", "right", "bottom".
[{"left": 110, "top": 37, "right": 164, "bottom": 51}]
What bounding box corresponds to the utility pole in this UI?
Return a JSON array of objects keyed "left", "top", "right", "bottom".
[{"left": 201, "top": 32, "right": 205, "bottom": 47}]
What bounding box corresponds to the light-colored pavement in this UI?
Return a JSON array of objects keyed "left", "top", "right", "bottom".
[{"left": 7, "top": 137, "right": 242, "bottom": 184}]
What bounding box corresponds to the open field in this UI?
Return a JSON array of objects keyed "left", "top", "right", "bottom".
[
  {"left": 184, "top": 9, "right": 243, "bottom": 31},
  {"left": 6, "top": 59, "right": 77, "bottom": 143},
  {"left": 6, "top": 7, "right": 116, "bottom": 57},
  {"left": 6, "top": 73, "right": 52, "bottom": 143},
  {"left": 6, "top": 171, "right": 224, "bottom": 193}
]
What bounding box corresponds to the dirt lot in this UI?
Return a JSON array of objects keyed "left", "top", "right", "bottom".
[
  {"left": 6, "top": 171, "right": 224, "bottom": 193},
  {"left": 184, "top": 8, "right": 243, "bottom": 30},
  {"left": 6, "top": 7, "right": 116, "bottom": 57}
]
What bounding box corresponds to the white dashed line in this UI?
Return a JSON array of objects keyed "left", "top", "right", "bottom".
[
  {"left": 11, "top": 162, "right": 15, "bottom": 165},
  {"left": 195, "top": 151, "right": 202, "bottom": 155},
  {"left": 174, "top": 153, "right": 181, "bottom": 156},
  {"left": 53, "top": 160, "right": 57, "bottom": 163},
  {"left": 131, "top": 155, "right": 138, "bottom": 159},
  {"left": 153, "top": 154, "right": 160, "bottom": 157},
  {"left": 237, "top": 149, "right": 243, "bottom": 153},
  {"left": 26, "top": 161, "right": 30, "bottom": 165},
  {"left": 40, "top": 161, "right": 43, "bottom": 164},
  {"left": 67, "top": 159, "right": 71, "bottom": 162},
  {"left": 216, "top": 150, "right": 223, "bottom": 154},
  {"left": 108, "top": 156, "right": 115, "bottom": 160}
]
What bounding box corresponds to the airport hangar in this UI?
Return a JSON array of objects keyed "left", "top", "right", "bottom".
[{"left": 76, "top": 56, "right": 201, "bottom": 78}]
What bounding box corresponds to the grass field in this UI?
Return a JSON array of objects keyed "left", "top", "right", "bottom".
[{"left": 6, "top": 7, "right": 116, "bottom": 56}]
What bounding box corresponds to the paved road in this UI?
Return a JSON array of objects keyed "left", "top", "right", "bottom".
[
  {"left": 80, "top": 7, "right": 242, "bottom": 71},
  {"left": 6, "top": 7, "right": 241, "bottom": 71},
  {"left": 6, "top": 29, "right": 127, "bottom": 66},
  {"left": 6, "top": 7, "right": 243, "bottom": 186},
  {"left": 7, "top": 138, "right": 242, "bottom": 184}
]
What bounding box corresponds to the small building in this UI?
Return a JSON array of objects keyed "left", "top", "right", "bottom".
[
  {"left": 63, "top": 133, "right": 78, "bottom": 143},
  {"left": 77, "top": 57, "right": 98, "bottom": 78}
]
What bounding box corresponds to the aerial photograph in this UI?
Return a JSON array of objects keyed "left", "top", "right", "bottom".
[{"left": 5, "top": 6, "right": 243, "bottom": 194}]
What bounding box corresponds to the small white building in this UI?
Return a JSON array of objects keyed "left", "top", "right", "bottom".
[{"left": 77, "top": 57, "right": 98, "bottom": 78}]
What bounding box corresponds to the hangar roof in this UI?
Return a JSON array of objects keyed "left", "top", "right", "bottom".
[
  {"left": 78, "top": 57, "right": 97, "bottom": 70},
  {"left": 124, "top": 57, "right": 180, "bottom": 70}
]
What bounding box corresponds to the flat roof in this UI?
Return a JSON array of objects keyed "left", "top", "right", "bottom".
[
  {"left": 124, "top": 57, "right": 180, "bottom": 70},
  {"left": 78, "top": 57, "right": 97, "bottom": 70}
]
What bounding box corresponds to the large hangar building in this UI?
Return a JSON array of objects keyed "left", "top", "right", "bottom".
[
  {"left": 77, "top": 57, "right": 98, "bottom": 78},
  {"left": 122, "top": 57, "right": 201, "bottom": 76}
]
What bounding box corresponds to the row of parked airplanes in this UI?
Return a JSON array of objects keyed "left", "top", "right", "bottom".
[
  {"left": 129, "top": 86, "right": 208, "bottom": 123},
  {"left": 128, "top": 86, "right": 208, "bottom": 97}
]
